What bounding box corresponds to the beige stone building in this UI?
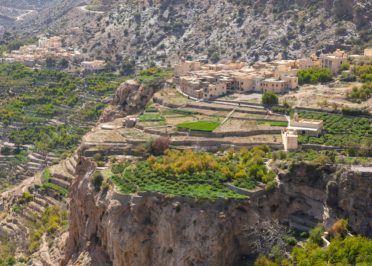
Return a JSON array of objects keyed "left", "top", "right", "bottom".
[
  {"left": 175, "top": 59, "right": 303, "bottom": 99},
  {"left": 320, "top": 49, "right": 348, "bottom": 73},
  {"left": 81, "top": 60, "right": 106, "bottom": 71},
  {"left": 364, "top": 48, "right": 372, "bottom": 57},
  {"left": 282, "top": 129, "right": 298, "bottom": 151},
  {"left": 288, "top": 113, "right": 323, "bottom": 136},
  {"left": 261, "top": 78, "right": 289, "bottom": 93}
]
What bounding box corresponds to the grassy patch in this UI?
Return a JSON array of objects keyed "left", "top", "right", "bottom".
[
  {"left": 138, "top": 114, "right": 165, "bottom": 122},
  {"left": 257, "top": 120, "right": 288, "bottom": 127},
  {"left": 177, "top": 121, "right": 220, "bottom": 132}
]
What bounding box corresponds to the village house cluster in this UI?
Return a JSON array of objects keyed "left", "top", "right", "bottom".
[
  {"left": 174, "top": 58, "right": 314, "bottom": 99},
  {"left": 174, "top": 48, "right": 372, "bottom": 100},
  {"left": 0, "top": 36, "right": 80, "bottom": 67},
  {"left": 0, "top": 36, "right": 107, "bottom": 72}
]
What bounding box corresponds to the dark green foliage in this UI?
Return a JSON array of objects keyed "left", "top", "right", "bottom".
[
  {"left": 347, "top": 83, "right": 372, "bottom": 102},
  {"left": 111, "top": 163, "right": 128, "bottom": 174},
  {"left": 297, "top": 67, "right": 333, "bottom": 84},
  {"left": 262, "top": 91, "right": 279, "bottom": 106},
  {"left": 298, "top": 112, "right": 371, "bottom": 148},
  {"left": 340, "top": 72, "right": 356, "bottom": 82},
  {"left": 135, "top": 67, "right": 174, "bottom": 86},
  {"left": 354, "top": 64, "right": 372, "bottom": 82},
  {"left": 9, "top": 125, "right": 83, "bottom": 151},
  {"left": 92, "top": 171, "right": 104, "bottom": 191},
  {"left": 309, "top": 226, "right": 325, "bottom": 245}
]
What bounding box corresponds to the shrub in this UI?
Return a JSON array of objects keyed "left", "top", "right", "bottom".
[
  {"left": 112, "top": 163, "right": 126, "bottom": 174},
  {"left": 340, "top": 63, "right": 350, "bottom": 71},
  {"left": 92, "top": 171, "right": 104, "bottom": 191},
  {"left": 18, "top": 192, "right": 33, "bottom": 204},
  {"left": 346, "top": 83, "right": 372, "bottom": 102},
  {"left": 149, "top": 137, "right": 170, "bottom": 155},
  {"left": 340, "top": 72, "right": 356, "bottom": 82},
  {"left": 265, "top": 180, "right": 277, "bottom": 191},
  {"left": 262, "top": 91, "right": 279, "bottom": 106},
  {"left": 330, "top": 219, "right": 348, "bottom": 237},
  {"left": 309, "top": 225, "right": 325, "bottom": 245}
]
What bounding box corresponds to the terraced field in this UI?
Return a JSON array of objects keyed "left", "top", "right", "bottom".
[
  {"left": 0, "top": 63, "right": 124, "bottom": 187},
  {"left": 298, "top": 112, "right": 372, "bottom": 149}
]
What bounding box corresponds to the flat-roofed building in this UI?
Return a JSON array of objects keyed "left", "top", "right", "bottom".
[
  {"left": 282, "top": 129, "right": 298, "bottom": 151},
  {"left": 288, "top": 113, "right": 323, "bottom": 136},
  {"left": 295, "top": 58, "right": 315, "bottom": 69},
  {"left": 174, "top": 61, "right": 201, "bottom": 76},
  {"left": 261, "top": 78, "right": 288, "bottom": 93},
  {"left": 320, "top": 49, "right": 348, "bottom": 74}
]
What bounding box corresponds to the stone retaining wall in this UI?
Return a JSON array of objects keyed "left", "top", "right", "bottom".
[
  {"left": 301, "top": 144, "right": 342, "bottom": 151},
  {"left": 225, "top": 183, "right": 266, "bottom": 197}
]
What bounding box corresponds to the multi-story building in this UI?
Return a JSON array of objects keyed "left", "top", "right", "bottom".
[
  {"left": 282, "top": 129, "right": 298, "bottom": 151},
  {"left": 320, "top": 49, "right": 348, "bottom": 74}
]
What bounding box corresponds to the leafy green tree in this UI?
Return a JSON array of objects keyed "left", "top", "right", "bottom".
[
  {"left": 262, "top": 91, "right": 279, "bottom": 106},
  {"left": 297, "top": 68, "right": 333, "bottom": 84}
]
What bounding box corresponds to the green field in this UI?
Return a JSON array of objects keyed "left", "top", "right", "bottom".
[
  {"left": 138, "top": 114, "right": 165, "bottom": 122},
  {"left": 176, "top": 121, "right": 220, "bottom": 132},
  {"left": 257, "top": 120, "right": 288, "bottom": 127}
]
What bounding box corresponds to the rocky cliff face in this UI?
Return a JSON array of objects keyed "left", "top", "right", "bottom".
[
  {"left": 63, "top": 159, "right": 372, "bottom": 265},
  {"left": 10, "top": 0, "right": 370, "bottom": 68},
  {"left": 276, "top": 162, "right": 372, "bottom": 237},
  {"left": 63, "top": 157, "right": 271, "bottom": 265}
]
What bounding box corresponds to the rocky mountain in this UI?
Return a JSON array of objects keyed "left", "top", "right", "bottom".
[{"left": 9, "top": 0, "right": 371, "bottom": 69}]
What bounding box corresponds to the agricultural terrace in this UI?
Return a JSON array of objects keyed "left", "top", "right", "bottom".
[
  {"left": 0, "top": 64, "right": 125, "bottom": 152},
  {"left": 137, "top": 89, "right": 287, "bottom": 137},
  {"left": 106, "top": 146, "right": 277, "bottom": 199},
  {"left": 298, "top": 112, "right": 371, "bottom": 149}
]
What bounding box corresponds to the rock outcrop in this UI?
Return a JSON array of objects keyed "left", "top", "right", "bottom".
[{"left": 100, "top": 80, "right": 157, "bottom": 122}]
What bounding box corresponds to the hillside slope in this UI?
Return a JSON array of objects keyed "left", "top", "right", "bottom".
[{"left": 13, "top": 0, "right": 372, "bottom": 69}]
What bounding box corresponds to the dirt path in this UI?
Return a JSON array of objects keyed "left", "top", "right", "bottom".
[
  {"left": 77, "top": 5, "right": 105, "bottom": 14},
  {"left": 15, "top": 9, "right": 35, "bottom": 21}
]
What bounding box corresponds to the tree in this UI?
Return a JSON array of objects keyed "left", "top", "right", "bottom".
[
  {"left": 92, "top": 171, "right": 103, "bottom": 191},
  {"left": 262, "top": 91, "right": 279, "bottom": 106},
  {"left": 58, "top": 58, "right": 69, "bottom": 69},
  {"left": 120, "top": 58, "right": 135, "bottom": 76},
  {"left": 46, "top": 57, "right": 57, "bottom": 69},
  {"left": 309, "top": 225, "right": 325, "bottom": 245}
]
